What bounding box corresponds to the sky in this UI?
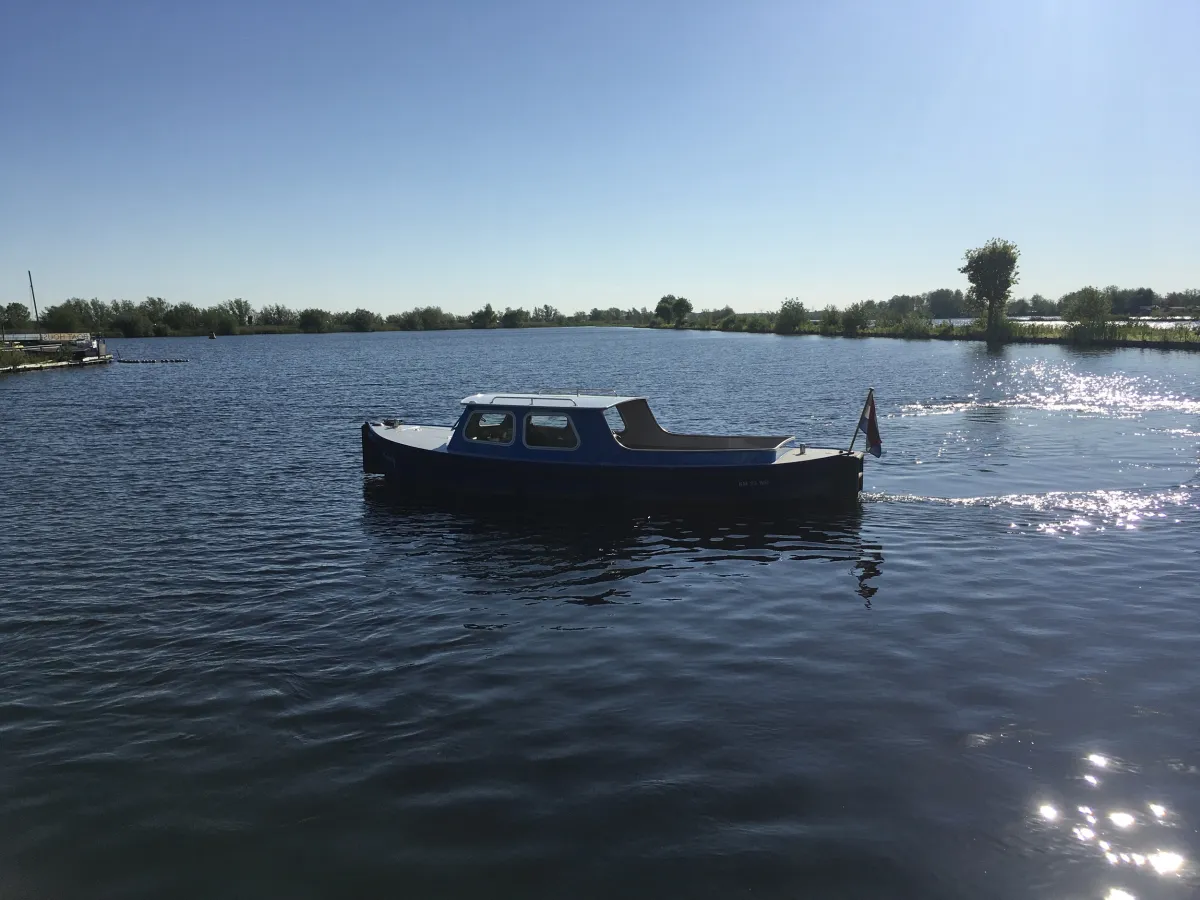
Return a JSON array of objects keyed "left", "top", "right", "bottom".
[{"left": 2, "top": 0, "right": 1198, "bottom": 316}]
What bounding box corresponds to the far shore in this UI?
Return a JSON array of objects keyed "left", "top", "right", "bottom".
[{"left": 91, "top": 319, "right": 1200, "bottom": 352}]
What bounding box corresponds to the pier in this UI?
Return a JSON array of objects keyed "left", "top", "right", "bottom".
[{"left": 1, "top": 332, "right": 114, "bottom": 374}]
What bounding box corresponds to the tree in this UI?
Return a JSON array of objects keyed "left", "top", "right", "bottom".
[
  {"left": 43, "top": 303, "right": 83, "bottom": 332},
  {"left": 775, "top": 299, "right": 808, "bottom": 334},
  {"left": 111, "top": 308, "right": 154, "bottom": 337},
  {"left": 880, "top": 294, "right": 924, "bottom": 325},
  {"left": 959, "top": 238, "right": 1020, "bottom": 343},
  {"left": 1007, "top": 296, "right": 1031, "bottom": 317},
  {"left": 165, "top": 302, "right": 203, "bottom": 332},
  {"left": 1124, "top": 287, "right": 1158, "bottom": 316},
  {"left": 345, "top": 308, "right": 381, "bottom": 332},
  {"left": 743, "top": 314, "right": 772, "bottom": 333},
  {"left": 4, "top": 302, "right": 31, "bottom": 329},
  {"left": 418, "top": 306, "right": 457, "bottom": 330},
  {"left": 818, "top": 305, "right": 841, "bottom": 335},
  {"left": 1061, "top": 286, "right": 1110, "bottom": 330},
  {"left": 655, "top": 295, "right": 677, "bottom": 323},
  {"left": 695, "top": 305, "right": 735, "bottom": 329},
  {"left": 925, "top": 288, "right": 965, "bottom": 319},
  {"left": 671, "top": 295, "right": 692, "bottom": 327},
  {"left": 298, "top": 308, "right": 330, "bottom": 333},
  {"left": 224, "top": 298, "right": 253, "bottom": 327},
  {"left": 500, "top": 307, "right": 529, "bottom": 328},
  {"left": 141, "top": 296, "right": 170, "bottom": 325},
  {"left": 1162, "top": 289, "right": 1200, "bottom": 311},
  {"left": 469, "top": 303, "right": 497, "bottom": 329},
  {"left": 841, "top": 302, "right": 869, "bottom": 337},
  {"left": 258, "top": 304, "right": 298, "bottom": 327},
  {"left": 1028, "top": 294, "right": 1056, "bottom": 316},
  {"left": 387, "top": 311, "right": 419, "bottom": 330},
  {"left": 203, "top": 307, "right": 237, "bottom": 336}
]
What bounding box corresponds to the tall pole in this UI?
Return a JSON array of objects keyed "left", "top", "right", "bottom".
[{"left": 28, "top": 270, "right": 43, "bottom": 343}]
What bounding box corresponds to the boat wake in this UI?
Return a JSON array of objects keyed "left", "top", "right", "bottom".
[
  {"left": 899, "top": 355, "right": 1200, "bottom": 420},
  {"left": 863, "top": 487, "right": 1196, "bottom": 535},
  {"left": 902, "top": 394, "right": 1200, "bottom": 418}
]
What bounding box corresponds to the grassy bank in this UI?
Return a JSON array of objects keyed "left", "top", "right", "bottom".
[
  {"left": 101, "top": 317, "right": 1200, "bottom": 350},
  {"left": 823, "top": 320, "right": 1200, "bottom": 350}
]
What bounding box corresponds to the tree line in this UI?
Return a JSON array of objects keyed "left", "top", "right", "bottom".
[
  {"left": 3, "top": 264, "right": 1196, "bottom": 341},
  {"left": 0, "top": 296, "right": 666, "bottom": 337}
]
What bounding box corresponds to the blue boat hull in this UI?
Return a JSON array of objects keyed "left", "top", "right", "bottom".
[{"left": 363, "top": 424, "right": 863, "bottom": 508}]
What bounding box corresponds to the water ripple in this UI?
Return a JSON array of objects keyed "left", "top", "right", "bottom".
[{"left": 2, "top": 331, "right": 1199, "bottom": 899}]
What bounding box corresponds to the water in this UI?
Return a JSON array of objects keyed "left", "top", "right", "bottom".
[{"left": 2, "top": 329, "right": 1198, "bottom": 899}]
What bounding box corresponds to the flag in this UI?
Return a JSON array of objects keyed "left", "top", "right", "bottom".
[{"left": 858, "top": 390, "right": 883, "bottom": 457}]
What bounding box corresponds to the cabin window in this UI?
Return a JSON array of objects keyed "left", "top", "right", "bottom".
[
  {"left": 603, "top": 407, "right": 626, "bottom": 434},
  {"left": 463, "top": 410, "right": 514, "bottom": 444},
  {"left": 524, "top": 413, "right": 580, "bottom": 450}
]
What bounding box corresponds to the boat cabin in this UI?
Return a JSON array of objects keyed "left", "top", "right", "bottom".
[{"left": 446, "top": 393, "right": 800, "bottom": 466}]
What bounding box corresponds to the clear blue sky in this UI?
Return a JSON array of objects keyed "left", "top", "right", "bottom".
[{"left": 3, "top": 0, "right": 1197, "bottom": 315}]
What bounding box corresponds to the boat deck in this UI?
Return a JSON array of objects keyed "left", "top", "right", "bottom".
[
  {"left": 772, "top": 446, "right": 845, "bottom": 464},
  {"left": 369, "top": 422, "right": 851, "bottom": 465},
  {"left": 376, "top": 423, "right": 452, "bottom": 451}
]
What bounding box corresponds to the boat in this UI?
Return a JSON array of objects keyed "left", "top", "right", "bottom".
[{"left": 362, "top": 391, "right": 880, "bottom": 507}]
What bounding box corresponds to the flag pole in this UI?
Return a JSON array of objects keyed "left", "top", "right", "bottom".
[{"left": 847, "top": 388, "right": 874, "bottom": 452}]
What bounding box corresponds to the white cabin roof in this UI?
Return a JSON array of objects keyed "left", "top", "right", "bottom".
[{"left": 460, "top": 392, "right": 644, "bottom": 409}]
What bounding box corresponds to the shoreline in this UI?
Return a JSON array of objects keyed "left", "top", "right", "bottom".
[
  {"left": 94, "top": 323, "right": 1200, "bottom": 351},
  {"left": 845, "top": 329, "right": 1200, "bottom": 352},
  {"left": 1, "top": 354, "right": 115, "bottom": 375}
]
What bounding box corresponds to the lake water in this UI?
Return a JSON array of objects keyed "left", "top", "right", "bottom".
[{"left": 2, "top": 328, "right": 1198, "bottom": 899}]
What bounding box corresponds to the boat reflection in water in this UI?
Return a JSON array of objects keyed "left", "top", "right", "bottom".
[{"left": 360, "top": 480, "right": 884, "bottom": 610}]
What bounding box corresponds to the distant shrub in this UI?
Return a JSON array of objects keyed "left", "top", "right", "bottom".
[
  {"left": 899, "top": 312, "right": 932, "bottom": 339},
  {"left": 841, "top": 303, "right": 869, "bottom": 337},
  {"left": 774, "top": 299, "right": 808, "bottom": 335}
]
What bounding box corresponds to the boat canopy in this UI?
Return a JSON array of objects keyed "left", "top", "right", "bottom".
[{"left": 460, "top": 392, "right": 643, "bottom": 409}]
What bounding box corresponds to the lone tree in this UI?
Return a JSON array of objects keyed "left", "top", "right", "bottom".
[{"left": 959, "top": 238, "right": 1020, "bottom": 343}]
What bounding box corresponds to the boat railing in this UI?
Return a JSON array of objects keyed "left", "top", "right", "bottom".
[
  {"left": 535, "top": 387, "right": 622, "bottom": 396},
  {"left": 488, "top": 395, "right": 579, "bottom": 406}
]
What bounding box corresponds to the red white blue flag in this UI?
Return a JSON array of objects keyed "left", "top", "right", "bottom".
[{"left": 858, "top": 390, "right": 883, "bottom": 457}]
